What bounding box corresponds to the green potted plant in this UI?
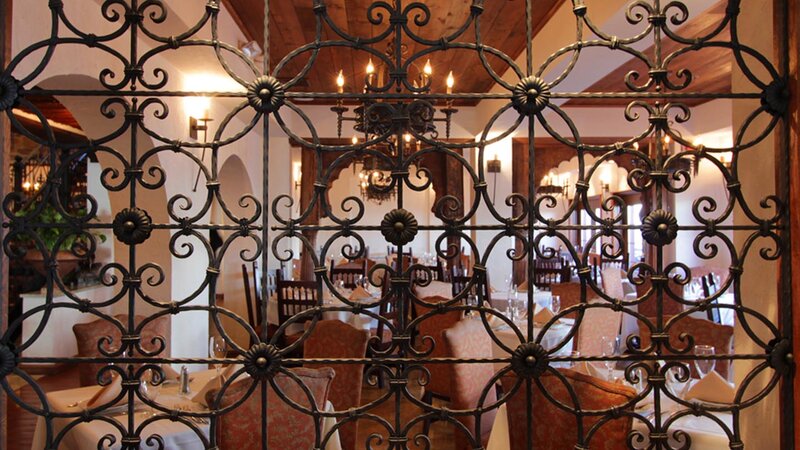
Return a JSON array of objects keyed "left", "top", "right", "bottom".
[{"left": 12, "top": 201, "right": 106, "bottom": 279}]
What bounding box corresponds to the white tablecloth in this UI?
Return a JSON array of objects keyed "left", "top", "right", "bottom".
[
  {"left": 31, "top": 370, "right": 341, "bottom": 450},
  {"left": 486, "top": 385, "right": 731, "bottom": 449},
  {"left": 489, "top": 316, "right": 575, "bottom": 371},
  {"left": 267, "top": 293, "right": 381, "bottom": 334}
]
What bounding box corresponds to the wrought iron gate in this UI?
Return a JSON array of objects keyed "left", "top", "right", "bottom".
[{"left": 0, "top": 0, "right": 794, "bottom": 449}]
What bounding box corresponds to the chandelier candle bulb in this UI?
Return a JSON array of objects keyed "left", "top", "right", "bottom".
[
  {"left": 336, "top": 70, "right": 345, "bottom": 93},
  {"left": 446, "top": 71, "right": 454, "bottom": 94},
  {"left": 423, "top": 59, "right": 433, "bottom": 76}
]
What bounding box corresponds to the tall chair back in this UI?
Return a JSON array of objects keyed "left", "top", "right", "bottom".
[
  {"left": 502, "top": 369, "right": 637, "bottom": 450},
  {"left": 304, "top": 321, "right": 370, "bottom": 450},
  {"left": 275, "top": 271, "right": 319, "bottom": 326}
]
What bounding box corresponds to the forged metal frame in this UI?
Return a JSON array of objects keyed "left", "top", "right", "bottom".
[{"left": 0, "top": 0, "right": 794, "bottom": 449}]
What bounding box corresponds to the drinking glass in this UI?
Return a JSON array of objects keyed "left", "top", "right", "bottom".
[
  {"left": 209, "top": 336, "right": 227, "bottom": 376},
  {"left": 466, "top": 293, "right": 478, "bottom": 318},
  {"left": 140, "top": 369, "right": 162, "bottom": 417},
  {"left": 550, "top": 295, "right": 561, "bottom": 315},
  {"left": 508, "top": 285, "right": 519, "bottom": 322},
  {"left": 694, "top": 345, "right": 716, "bottom": 377},
  {"left": 666, "top": 363, "right": 691, "bottom": 398},
  {"left": 600, "top": 335, "right": 620, "bottom": 382}
]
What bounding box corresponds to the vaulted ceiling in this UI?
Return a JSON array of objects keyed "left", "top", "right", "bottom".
[
  {"left": 221, "top": 0, "right": 561, "bottom": 101},
  {"left": 223, "top": 1, "right": 732, "bottom": 109},
  {"left": 564, "top": 1, "right": 731, "bottom": 107}
]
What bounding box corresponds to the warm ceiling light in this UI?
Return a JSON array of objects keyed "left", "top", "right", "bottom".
[
  {"left": 366, "top": 59, "right": 375, "bottom": 75},
  {"left": 446, "top": 71, "right": 454, "bottom": 94},
  {"left": 352, "top": 135, "right": 359, "bottom": 145},
  {"left": 663, "top": 135, "right": 671, "bottom": 145},
  {"left": 336, "top": 70, "right": 345, "bottom": 93},
  {"left": 633, "top": 141, "right": 639, "bottom": 150},
  {"left": 423, "top": 59, "right": 432, "bottom": 76},
  {"left": 403, "top": 133, "right": 412, "bottom": 143}
]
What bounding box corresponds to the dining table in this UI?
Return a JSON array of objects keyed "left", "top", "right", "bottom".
[
  {"left": 485, "top": 370, "right": 732, "bottom": 450},
  {"left": 30, "top": 369, "right": 342, "bottom": 450}
]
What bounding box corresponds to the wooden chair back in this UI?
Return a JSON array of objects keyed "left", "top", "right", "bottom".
[{"left": 275, "top": 271, "right": 319, "bottom": 325}]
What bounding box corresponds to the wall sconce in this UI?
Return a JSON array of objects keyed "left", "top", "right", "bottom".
[
  {"left": 718, "top": 152, "right": 733, "bottom": 169},
  {"left": 293, "top": 162, "right": 303, "bottom": 191},
  {"left": 189, "top": 114, "right": 212, "bottom": 141},
  {"left": 486, "top": 154, "right": 501, "bottom": 203},
  {"left": 486, "top": 154, "right": 501, "bottom": 174}
]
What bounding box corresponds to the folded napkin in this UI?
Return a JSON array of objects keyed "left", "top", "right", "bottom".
[
  {"left": 685, "top": 371, "right": 735, "bottom": 404},
  {"left": 87, "top": 373, "right": 124, "bottom": 409},
  {"left": 192, "top": 363, "right": 240, "bottom": 406},
  {"left": 572, "top": 361, "right": 606, "bottom": 380},
  {"left": 533, "top": 306, "right": 555, "bottom": 325},
  {"left": 349, "top": 285, "right": 372, "bottom": 301}
]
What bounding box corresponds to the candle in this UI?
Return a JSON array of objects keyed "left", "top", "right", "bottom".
[
  {"left": 446, "top": 71, "right": 454, "bottom": 94},
  {"left": 336, "top": 70, "right": 344, "bottom": 94}
]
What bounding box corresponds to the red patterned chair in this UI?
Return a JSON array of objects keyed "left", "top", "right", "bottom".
[
  {"left": 442, "top": 318, "right": 498, "bottom": 449},
  {"left": 207, "top": 367, "right": 335, "bottom": 449},
  {"left": 415, "top": 295, "right": 463, "bottom": 403},
  {"left": 73, "top": 314, "right": 171, "bottom": 386},
  {"left": 638, "top": 315, "right": 734, "bottom": 379},
  {"left": 304, "top": 320, "right": 370, "bottom": 450},
  {"left": 635, "top": 277, "right": 684, "bottom": 317},
  {"left": 502, "top": 369, "right": 637, "bottom": 450}
]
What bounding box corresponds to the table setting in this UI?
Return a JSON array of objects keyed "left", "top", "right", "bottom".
[{"left": 30, "top": 365, "right": 342, "bottom": 450}]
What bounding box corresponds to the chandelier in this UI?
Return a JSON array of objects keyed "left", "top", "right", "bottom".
[{"left": 331, "top": 39, "right": 458, "bottom": 204}]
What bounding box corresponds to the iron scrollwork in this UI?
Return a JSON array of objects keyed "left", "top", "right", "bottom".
[{"left": 0, "top": 0, "right": 793, "bottom": 449}]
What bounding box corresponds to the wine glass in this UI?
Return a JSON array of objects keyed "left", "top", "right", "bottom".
[
  {"left": 666, "top": 363, "right": 691, "bottom": 398},
  {"left": 600, "top": 335, "right": 620, "bottom": 382},
  {"left": 140, "top": 369, "right": 162, "bottom": 417},
  {"left": 694, "top": 345, "right": 716, "bottom": 377},
  {"left": 550, "top": 295, "right": 561, "bottom": 315},
  {"left": 507, "top": 285, "right": 519, "bottom": 322},
  {"left": 209, "top": 336, "right": 227, "bottom": 377},
  {"left": 465, "top": 293, "right": 478, "bottom": 318}
]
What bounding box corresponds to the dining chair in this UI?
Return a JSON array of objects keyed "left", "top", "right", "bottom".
[
  {"left": 550, "top": 282, "right": 584, "bottom": 318},
  {"left": 601, "top": 266, "right": 626, "bottom": 300},
  {"left": 275, "top": 271, "right": 319, "bottom": 345},
  {"left": 304, "top": 320, "right": 370, "bottom": 450},
  {"left": 415, "top": 296, "right": 463, "bottom": 417},
  {"left": 442, "top": 318, "right": 498, "bottom": 449},
  {"left": 502, "top": 368, "right": 637, "bottom": 450},
  {"left": 575, "top": 300, "right": 622, "bottom": 357},
  {"left": 206, "top": 367, "right": 335, "bottom": 449},
  {"left": 73, "top": 314, "right": 171, "bottom": 386},
  {"left": 451, "top": 272, "right": 491, "bottom": 302},
  {"left": 700, "top": 273, "right": 722, "bottom": 323},
  {"left": 330, "top": 259, "right": 366, "bottom": 289},
  {"left": 638, "top": 316, "right": 734, "bottom": 379},
  {"left": 532, "top": 256, "right": 571, "bottom": 290},
  {"left": 634, "top": 276, "right": 684, "bottom": 317},
  {"left": 411, "top": 259, "right": 445, "bottom": 285}
]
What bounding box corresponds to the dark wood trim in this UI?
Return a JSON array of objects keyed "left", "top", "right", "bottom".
[
  {"left": 780, "top": 0, "right": 798, "bottom": 448},
  {"left": 0, "top": 1, "right": 11, "bottom": 447},
  {"left": 510, "top": 137, "right": 644, "bottom": 282}
]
